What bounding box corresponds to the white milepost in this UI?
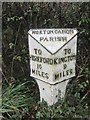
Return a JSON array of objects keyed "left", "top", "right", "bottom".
[{"left": 28, "top": 29, "right": 77, "bottom": 105}]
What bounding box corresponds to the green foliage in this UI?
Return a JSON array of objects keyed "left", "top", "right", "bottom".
[
  {"left": 1, "top": 82, "right": 89, "bottom": 120},
  {"left": 35, "top": 97, "right": 89, "bottom": 119},
  {"left": 2, "top": 81, "right": 32, "bottom": 120}
]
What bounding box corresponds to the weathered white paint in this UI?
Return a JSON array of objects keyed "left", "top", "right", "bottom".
[
  {"left": 36, "top": 79, "right": 69, "bottom": 105},
  {"left": 29, "top": 29, "right": 77, "bottom": 54},
  {"left": 28, "top": 28, "right": 77, "bottom": 105},
  {"left": 28, "top": 29, "right": 77, "bottom": 84}
]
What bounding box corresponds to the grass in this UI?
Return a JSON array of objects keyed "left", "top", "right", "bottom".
[
  {"left": 1, "top": 73, "right": 90, "bottom": 119},
  {"left": 2, "top": 81, "right": 34, "bottom": 120}
]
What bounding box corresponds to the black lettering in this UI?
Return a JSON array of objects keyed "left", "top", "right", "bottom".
[
  {"left": 38, "top": 71, "right": 42, "bottom": 76},
  {"left": 39, "top": 30, "right": 42, "bottom": 34},
  {"left": 67, "top": 56, "right": 71, "bottom": 61},
  {"left": 70, "top": 69, "right": 73, "bottom": 74},
  {"left": 45, "top": 58, "right": 49, "bottom": 64},
  {"left": 32, "top": 69, "right": 35, "bottom": 74},
  {"left": 42, "top": 72, "right": 45, "bottom": 78},
  {"left": 38, "top": 49, "right": 42, "bottom": 55},
  {"left": 32, "top": 69, "right": 49, "bottom": 79},
  {"left": 37, "top": 64, "right": 42, "bottom": 69},
  {"left": 61, "top": 57, "right": 67, "bottom": 62},
  {"left": 31, "top": 55, "right": 76, "bottom": 65},
  {"left": 64, "top": 49, "right": 71, "bottom": 55},
  {"left": 70, "top": 56, "right": 73, "bottom": 61},
  {"left": 44, "top": 37, "right": 48, "bottom": 41},
  {"left": 43, "top": 58, "right": 47, "bottom": 63},
  {"left": 66, "top": 70, "right": 69, "bottom": 76},
  {"left": 40, "top": 37, "right": 43, "bottom": 41},
  {"left": 43, "top": 30, "right": 46, "bottom": 34},
  {"left": 64, "top": 49, "right": 67, "bottom": 55},
  {"left": 45, "top": 73, "right": 49, "bottom": 79},
  {"left": 55, "top": 74, "right": 59, "bottom": 80},
  {"left": 63, "top": 71, "right": 65, "bottom": 77},
  {"left": 63, "top": 64, "right": 67, "bottom": 69},
  {"left": 60, "top": 73, "right": 62, "bottom": 78},
  {"left": 32, "top": 29, "right": 74, "bottom": 35},
  {"left": 32, "top": 31, "right": 38, "bottom": 34},
  {"left": 39, "top": 57, "right": 42, "bottom": 62},
  {"left": 31, "top": 55, "right": 36, "bottom": 61},
  {"left": 54, "top": 58, "right": 58, "bottom": 64},
  {"left": 49, "top": 37, "right": 54, "bottom": 41},
  {"left": 68, "top": 49, "right": 71, "bottom": 54},
  {"left": 34, "top": 48, "right": 38, "bottom": 54},
  {"left": 49, "top": 59, "right": 53, "bottom": 65},
  {"left": 62, "top": 37, "right": 67, "bottom": 42},
  {"left": 55, "top": 30, "right": 59, "bottom": 34}
]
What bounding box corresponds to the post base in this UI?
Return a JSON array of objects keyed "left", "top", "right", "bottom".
[{"left": 36, "top": 79, "right": 69, "bottom": 106}]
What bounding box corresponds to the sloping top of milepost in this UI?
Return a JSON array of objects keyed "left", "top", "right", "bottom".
[{"left": 28, "top": 29, "right": 77, "bottom": 55}]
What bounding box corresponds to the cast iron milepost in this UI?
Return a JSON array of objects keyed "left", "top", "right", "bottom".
[{"left": 28, "top": 29, "right": 77, "bottom": 105}]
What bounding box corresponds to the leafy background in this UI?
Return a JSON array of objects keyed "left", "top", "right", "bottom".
[{"left": 1, "top": 2, "right": 90, "bottom": 120}]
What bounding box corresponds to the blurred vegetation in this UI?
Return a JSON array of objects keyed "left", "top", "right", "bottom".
[{"left": 1, "top": 2, "right": 90, "bottom": 119}]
